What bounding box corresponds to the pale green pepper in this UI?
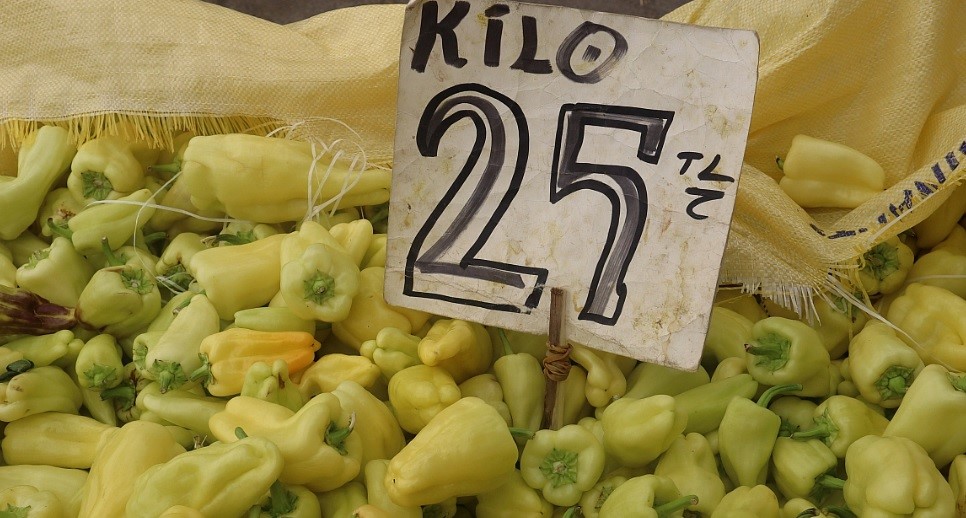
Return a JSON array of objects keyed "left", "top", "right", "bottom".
[
  {"left": 856, "top": 236, "right": 915, "bottom": 296},
  {"left": 790, "top": 395, "right": 889, "bottom": 458},
  {"left": 241, "top": 359, "right": 304, "bottom": 412},
  {"left": 493, "top": 338, "right": 545, "bottom": 434},
  {"left": 459, "top": 373, "right": 512, "bottom": 426},
  {"left": 248, "top": 483, "right": 321, "bottom": 518},
  {"left": 36, "top": 187, "right": 85, "bottom": 238},
  {"left": 388, "top": 364, "right": 461, "bottom": 434},
  {"left": 475, "top": 469, "right": 554, "bottom": 518},
  {"left": 703, "top": 306, "right": 754, "bottom": 368},
  {"left": 654, "top": 433, "right": 726, "bottom": 516},
  {"left": 0, "top": 465, "right": 87, "bottom": 517},
  {"left": 0, "top": 365, "right": 83, "bottom": 421},
  {"left": 280, "top": 242, "right": 360, "bottom": 322},
  {"left": 745, "top": 317, "right": 831, "bottom": 388},
  {"left": 519, "top": 423, "right": 606, "bottom": 507},
  {"left": 213, "top": 220, "right": 279, "bottom": 246},
  {"left": 154, "top": 232, "right": 207, "bottom": 293},
  {"left": 570, "top": 343, "right": 627, "bottom": 407},
  {"left": 0, "top": 412, "right": 114, "bottom": 469},
  {"left": 599, "top": 395, "right": 687, "bottom": 468},
  {"left": 673, "top": 373, "right": 758, "bottom": 434},
  {"left": 329, "top": 219, "right": 374, "bottom": 267},
  {"left": 331, "top": 266, "right": 431, "bottom": 350},
  {"left": 771, "top": 437, "right": 843, "bottom": 502},
  {"left": 2, "top": 330, "right": 74, "bottom": 367},
  {"left": 577, "top": 473, "right": 627, "bottom": 518},
  {"left": 0, "top": 485, "right": 65, "bottom": 518},
  {"left": 884, "top": 363, "right": 966, "bottom": 467},
  {"left": 364, "top": 459, "right": 421, "bottom": 518},
  {"left": 142, "top": 293, "right": 220, "bottom": 392},
  {"left": 75, "top": 333, "right": 124, "bottom": 390},
  {"left": 64, "top": 188, "right": 157, "bottom": 255},
  {"left": 15, "top": 237, "right": 95, "bottom": 307},
  {"left": 711, "top": 485, "right": 780, "bottom": 518},
  {"left": 777, "top": 134, "right": 885, "bottom": 209},
  {"left": 67, "top": 135, "right": 147, "bottom": 204},
  {"left": 316, "top": 480, "right": 368, "bottom": 518},
  {"left": 418, "top": 318, "right": 492, "bottom": 384},
  {"left": 331, "top": 380, "right": 406, "bottom": 471},
  {"left": 234, "top": 306, "right": 316, "bottom": 335},
  {"left": 625, "top": 361, "right": 710, "bottom": 400},
  {"left": 847, "top": 321, "right": 924, "bottom": 408},
  {"left": 76, "top": 261, "right": 161, "bottom": 339},
  {"left": 359, "top": 326, "right": 422, "bottom": 381},
  {"left": 596, "top": 474, "right": 698, "bottom": 518},
  {"left": 136, "top": 381, "right": 226, "bottom": 438}
]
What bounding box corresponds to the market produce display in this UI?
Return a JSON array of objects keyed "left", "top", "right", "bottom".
[{"left": 1, "top": 122, "right": 966, "bottom": 518}]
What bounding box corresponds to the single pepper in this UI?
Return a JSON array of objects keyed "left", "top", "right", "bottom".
[
  {"left": 710, "top": 356, "right": 748, "bottom": 382},
  {"left": 2, "top": 329, "right": 74, "bottom": 367},
  {"left": 856, "top": 236, "right": 915, "bottom": 296},
  {"left": 388, "top": 364, "right": 461, "bottom": 434},
  {"left": 76, "top": 241, "right": 162, "bottom": 339},
  {"left": 2, "top": 229, "right": 49, "bottom": 266},
  {"left": 332, "top": 266, "right": 431, "bottom": 350},
  {"left": 136, "top": 381, "right": 227, "bottom": 438},
  {"left": 791, "top": 394, "right": 889, "bottom": 458},
  {"left": 475, "top": 468, "right": 553, "bottom": 518},
  {"left": 77, "top": 420, "right": 186, "bottom": 518},
  {"left": 36, "top": 187, "right": 85, "bottom": 238},
  {"left": 493, "top": 335, "right": 545, "bottom": 434},
  {"left": 703, "top": 306, "right": 755, "bottom": 368},
  {"left": 886, "top": 283, "right": 966, "bottom": 371},
  {"left": 297, "top": 353, "right": 381, "bottom": 399},
  {"left": 710, "top": 485, "right": 781, "bottom": 518},
  {"left": 624, "top": 361, "right": 710, "bottom": 400},
  {"left": 361, "top": 233, "right": 387, "bottom": 269},
  {"left": 142, "top": 293, "right": 220, "bottom": 392},
  {"left": 0, "top": 485, "right": 64, "bottom": 518},
  {"left": 599, "top": 395, "right": 687, "bottom": 468},
  {"left": 883, "top": 363, "right": 966, "bottom": 467},
  {"left": 386, "top": 397, "right": 519, "bottom": 507},
  {"left": 459, "top": 373, "right": 512, "bottom": 426},
  {"left": 178, "top": 133, "right": 392, "bottom": 222},
  {"left": 100, "top": 360, "right": 154, "bottom": 423},
  {"left": 557, "top": 365, "right": 592, "bottom": 426},
  {"left": 843, "top": 435, "right": 956, "bottom": 517},
  {"left": 577, "top": 473, "right": 628, "bottom": 518},
  {"left": 719, "top": 383, "right": 803, "bottom": 488},
  {"left": 847, "top": 321, "right": 923, "bottom": 408},
  {"left": 186, "top": 233, "right": 286, "bottom": 320},
  {"left": 570, "top": 343, "right": 628, "bottom": 407},
  {"left": 654, "top": 433, "right": 726, "bottom": 516},
  {"left": 418, "top": 318, "right": 493, "bottom": 384},
  {"left": 359, "top": 326, "right": 423, "bottom": 381},
  {"left": 210, "top": 394, "right": 362, "bottom": 492},
  {"left": 332, "top": 380, "right": 406, "bottom": 473},
  {"left": 234, "top": 306, "right": 316, "bottom": 335},
  {"left": 316, "top": 481, "right": 368, "bottom": 518},
  {"left": 518, "top": 423, "right": 606, "bottom": 507},
  {"left": 280, "top": 242, "right": 360, "bottom": 322},
  {"left": 770, "top": 437, "right": 844, "bottom": 502},
  {"left": 0, "top": 466, "right": 87, "bottom": 517},
  {"left": 191, "top": 327, "right": 320, "bottom": 397},
  {"left": 124, "top": 429, "right": 284, "bottom": 517},
  {"left": 905, "top": 225, "right": 966, "bottom": 299},
  {"left": 780, "top": 499, "right": 857, "bottom": 518},
  {"left": 745, "top": 317, "right": 831, "bottom": 387},
  {"left": 67, "top": 135, "right": 147, "bottom": 204},
  {"left": 15, "top": 237, "right": 95, "bottom": 308},
  {"left": 770, "top": 395, "right": 819, "bottom": 437},
  {"left": 75, "top": 333, "right": 124, "bottom": 390},
  {"left": 777, "top": 134, "right": 885, "bottom": 209},
  {"left": 364, "top": 459, "right": 422, "bottom": 518},
  {"left": 242, "top": 359, "right": 304, "bottom": 412},
  {"left": 248, "top": 482, "right": 321, "bottom": 518},
  {"left": 62, "top": 188, "right": 157, "bottom": 255},
  {"left": 596, "top": 474, "right": 698, "bottom": 518},
  {"left": 329, "top": 219, "right": 375, "bottom": 267},
  {"left": 0, "top": 365, "right": 83, "bottom": 421},
  {"left": 0, "top": 126, "right": 76, "bottom": 240},
  {"left": 673, "top": 373, "right": 758, "bottom": 434},
  {"left": 154, "top": 232, "right": 207, "bottom": 293},
  {"left": 0, "top": 412, "right": 115, "bottom": 469},
  {"left": 948, "top": 454, "right": 966, "bottom": 517},
  {"left": 810, "top": 294, "right": 866, "bottom": 360}
]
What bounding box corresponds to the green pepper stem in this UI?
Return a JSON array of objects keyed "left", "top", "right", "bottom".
[
  {"left": 497, "top": 328, "right": 513, "bottom": 357},
  {"left": 149, "top": 162, "right": 181, "bottom": 174},
  {"left": 325, "top": 412, "right": 356, "bottom": 455},
  {"left": 142, "top": 231, "right": 167, "bottom": 245},
  {"left": 876, "top": 365, "right": 913, "bottom": 400},
  {"left": 745, "top": 332, "right": 792, "bottom": 371},
  {"left": 824, "top": 506, "right": 858, "bottom": 518},
  {"left": 758, "top": 383, "right": 804, "bottom": 407},
  {"left": 101, "top": 237, "right": 124, "bottom": 266},
  {"left": 99, "top": 382, "right": 136, "bottom": 410},
  {"left": 815, "top": 474, "right": 846, "bottom": 490},
  {"left": 560, "top": 507, "right": 579, "bottom": 518},
  {"left": 152, "top": 360, "right": 187, "bottom": 393},
  {"left": 949, "top": 372, "right": 966, "bottom": 393},
  {"left": 789, "top": 425, "right": 830, "bottom": 441},
  {"left": 795, "top": 509, "right": 820, "bottom": 518},
  {"left": 267, "top": 480, "right": 298, "bottom": 516},
  {"left": 213, "top": 233, "right": 255, "bottom": 246},
  {"left": 776, "top": 156, "right": 785, "bottom": 171},
  {"left": 508, "top": 427, "right": 535, "bottom": 440},
  {"left": 83, "top": 364, "right": 118, "bottom": 390},
  {"left": 188, "top": 353, "right": 212, "bottom": 386},
  {"left": 46, "top": 218, "right": 74, "bottom": 239},
  {"left": 0, "top": 359, "right": 35, "bottom": 382},
  {"left": 235, "top": 427, "right": 248, "bottom": 439},
  {"left": 654, "top": 495, "right": 699, "bottom": 517}
]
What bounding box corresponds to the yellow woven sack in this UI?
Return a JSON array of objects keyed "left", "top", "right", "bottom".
[{"left": 0, "top": 0, "right": 963, "bottom": 315}]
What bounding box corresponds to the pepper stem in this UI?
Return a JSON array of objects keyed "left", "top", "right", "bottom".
[
  {"left": 100, "top": 381, "right": 136, "bottom": 410},
  {"left": 824, "top": 506, "right": 858, "bottom": 518},
  {"left": 46, "top": 218, "right": 74, "bottom": 239},
  {"left": 757, "top": 383, "right": 804, "bottom": 407},
  {"left": 815, "top": 474, "right": 846, "bottom": 490},
  {"left": 81, "top": 170, "right": 114, "bottom": 201},
  {"left": 789, "top": 423, "right": 831, "bottom": 441},
  {"left": 508, "top": 427, "right": 535, "bottom": 440},
  {"left": 949, "top": 372, "right": 966, "bottom": 393},
  {"left": 152, "top": 360, "right": 187, "bottom": 393},
  {"left": 149, "top": 161, "right": 182, "bottom": 175},
  {"left": 776, "top": 156, "right": 785, "bottom": 171},
  {"left": 324, "top": 412, "right": 356, "bottom": 455},
  {"left": 266, "top": 480, "right": 298, "bottom": 516},
  {"left": 795, "top": 509, "right": 820, "bottom": 518},
  {"left": 745, "top": 332, "right": 792, "bottom": 371},
  {"left": 497, "top": 328, "right": 513, "bottom": 357},
  {"left": 539, "top": 448, "right": 579, "bottom": 488},
  {"left": 235, "top": 427, "right": 248, "bottom": 439},
  {"left": 876, "top": 365, "right": 913, "bottom": 400},
  {"left": 83, "top": 364, "right": 119, "bottom": 390},
  {"left": 560, "top": 507, "right": 580, "bottom": 518},
  {"left": 0, "top": 359, "right": 34, "bottom": 382},
  {"left": 188, "top": 353, "right": 212, "bottom": 386},
  {"left": 654, "top": 495, "right": 699, "bottom": 517}
]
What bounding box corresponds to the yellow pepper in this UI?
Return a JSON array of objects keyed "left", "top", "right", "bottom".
[
  {"left": 0, "top": 413, "right": 115, "bottom": 469},
  {"left": 459, "top": 373, "right": 512, "bottom": 426},
  {"left": 418, "top": 318, "right": 493, "bottom": 384},
  {"left": 0, "top": 465, "right": 87, "bottom": 517},
  {"left": 241, "top": 359, "right": 305, "bottom": 412},
  {"left": 856, "top": 236, "right": 915, "bottom": 296},
  {"left": 385, "top": 397, "right": 519, "bottom": 507},
  {"left": 388, "top": 364, "right": 461, "bottom": 434},
  {"left": 280, "top": 242, "right": 360, "bottom": 322},
  {"left": 67, "top": 135, "right": 147, "bottom": 204},
  {"left": 887, "top": 283, "right": 966, "bottom": 371},
  {"left": 778, "top": 134, "right": 885, "bottom": 209},
  {"left": 570, "top": 343, "right": 627, "bottom": 407},
  {"left": 332, "top": 266, "right": 431, "bottom": 350},
  {"left": 0, "top": 365, "right": 83, "bottom": 421},
  {"left": 905, "top": 225, "right": 966, "bottom": 299},
  {"left": 332, "top": 380, "right": 406, "bottom": 472},
  {"left": 364, "top": 459, "right": 422, "bottom": 518},
  {"left": 913, "top": 182, "right": 966, "bottom": 249},
  {"left": 329, "top": 219, "right": 375, "bottom": 267},
  {"left": 192, "top": 327, "right": 321, "bottom": 397},
  {"left": 186, "top": 232, "right": 286, "bottom": 320},
  {"left": 297, "top": 353, "right": 381, "bottom": 399},
  {"left": 359, "top": 326, "right": 423, "bottom": 381},
  {"left": 208, "top": 394, "right": 362, "bottom": 492},
  {"left": 125, "top": 431, "right": 284, "bottom": 517},
  {"left": 0, "top": 485, "right": 64, "bottom": 518},
  {"left": 78, "top": 420, "right": 186, "bottom": 518}
]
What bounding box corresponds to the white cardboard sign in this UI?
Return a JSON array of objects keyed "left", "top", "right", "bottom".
[{"left": 385, "top": 0, "right": 759, "bottom": 368}]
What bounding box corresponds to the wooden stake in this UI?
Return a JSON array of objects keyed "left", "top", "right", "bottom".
[{"left": 542, "top": 287, "right": 571, "bottom": 430}]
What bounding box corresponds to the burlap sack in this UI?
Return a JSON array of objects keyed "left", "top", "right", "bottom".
[{"left": 1, "top": 0, "right": 963, "bottom": 315}]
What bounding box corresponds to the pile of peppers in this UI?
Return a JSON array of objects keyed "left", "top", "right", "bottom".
[{"left": 1, "top": 127, "right": 966, "bottom": 518}]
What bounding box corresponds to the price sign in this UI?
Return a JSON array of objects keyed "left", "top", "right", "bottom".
[{"left": 385, "top": 0, "right": 759, "bottom": 368}]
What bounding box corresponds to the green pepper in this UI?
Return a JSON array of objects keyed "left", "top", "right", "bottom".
[
  {"left": 0, "top": 126, "right": 76, "bottom": 240},
  {"left": 475, "top": 468, "right": 553, "bottom": 518},
  {"left": 74, "top": 333, "right": 124, "bottom": 390},
  {"left": 329, "top": 219, "right": 375, "bottom": 267},
  {"left": 653, "top": 433, "right": 726, "bottom": 516},
  {"left": 178, "top": 134, "right": 392, "bottom": 222},
  {"left": 809, "top": 295, "right": 866, "bottom": 360},
  {"left": 0, "top": 365, "right": 83, "bottom": 421},
  {"left": 557, "top": 364, "right": 593, "bottom": 427},
  {"left": 248, "top": 482, "right": 321, "bottom": 518},
  {"left": 596, "top": 474, "right": 698, "bottom": 518},
  {"left": 15, "top": 237, "right": 95, "bottom": 308},
  {"left": 125, "top": 431, "right": 284, "bottom": 517},
  {"left": 316, "top": 481, "right": 368, "bottom": 518},
  {"left": 790, "top": 395, "right": 889, "bottom": 458},
  {"left": 100, "top": 360, "right": 153, "bottom": 423},
  {"left": 364, "top": 459, "right": 421, "bottom": 518},
  {"left": 63, "top": 188, "right": 157, "bottom": 255},
  {"left": 76, "top": 257, "right": 162, "bottom": 339},
  {"left": 493, "top": 341, "right": 545, "bottom": 435},
  {"left": 745, "top": 317, "right": 831, "bottom": 387},
  {"left": 154, "top": 232, "right": 207, "bottom": 293},
  {"left": 0, "top": 465, "right": 87, "bottom": 518},
  {"left": 2, "top": 230, "right": 48, "bottom": 267},
  {"left": 599, "top": 395, "right": 687, "bottom": 468},
  {"left": 35, "top": 187, "right": 85, "bottom": 239},
  {"left": 332, "top": 266, "right": 431, "bottom": 350},
  {"left": 142, "top": 293, "right": 220, "bottom": 392},
  {"left": 359, "top": 326, "right": 423, "bottom": 381},
  {"left": 361, "top": 233, "right": 387, "bottom": 269},
  {"left": 387, "top": 397, "right": 518, "bottom": 507},
  {"left": 0, "top": 412, "right": 114, "bottom": 469},
  {"left": 280, "top": 242, "right": 360, "bottom": 322},
  {"left": 2, "top": 329, "right": 74, "bottom": 367},
  {"left": 703, "top": 306, "right": 754, "bottom": 368},
  {"left": 777, "top": 134, "right": 885, "bottom": 209},
  {"left": 884, "top": 363, "right": 966, "bottom": 467},
  {"left": 241, "top": 359, "right": 304, "bottom": 412},
  {"left": 136, "top": 381, "right": 227, "bottom": 439},
  {"left": 388, "top": 364, "right": 461, "bottom": 434},
  {"left": 905, "top": 225, "right": 966, "bottom": 299},
  {"left": 857, "top": 236, "right": 915, "bottom": 296},
  {"left": 710, "top": 356, "right": 748, "bottom": 382},
  {"left": 769, "top": 395, "right": 819, "bottom": 437},
  {"left": 331, "top": 380, "right": 406, "bottom": 473},
  {"left": 418, "top": 318, "right": 492, "bottom": 384},
  {"left": 843, "top": 435, "right": 956, "bottom": 517},
  {"left": 234, "top": 306, "right": 316, "bottom": 335},
  {"left": 846, "top": 321, "right": 924, "bottom": 408},
  {"left": 624, "top": 361, "right": 710, "bottom": 400},
  {"left": 673, "top": 373, "right": 758, "bottom": 434},
  {"left": 719, "top": 383, "right": 803, "bottom": 488},
  {"left": 519, "top": 423, "right": 606, "bottom": 507},
  {"left": 0, "top": 484, "right": 64, "bottom": 518},
  {"left": 570, "top": 344, "right": 628, "bottom": 407},
  {"left": 458, "top": 373, "right": 512, "bottom": 426},
  {"left": 67, "top": 135, "right": 147, "bottom": 204},
  {"left": 771, "top": 437, "right": 844, "bottom": 502},
  {"left": 886, "top": 283, "right": 966, "bottom": 372},
  {"left": 711, "top": 485, "right": 780, "bottom": 518},
  {"left": 577, "top": 473, "right": 628, "bottom": 518}
]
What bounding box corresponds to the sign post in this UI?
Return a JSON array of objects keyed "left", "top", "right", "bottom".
[{"left": 386, "top": 0, "right": 759, "bottom": 370}]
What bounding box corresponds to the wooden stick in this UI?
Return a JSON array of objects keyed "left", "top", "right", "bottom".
[{"left": 542, "top": 287, "right": 571, "bottom": 430}]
